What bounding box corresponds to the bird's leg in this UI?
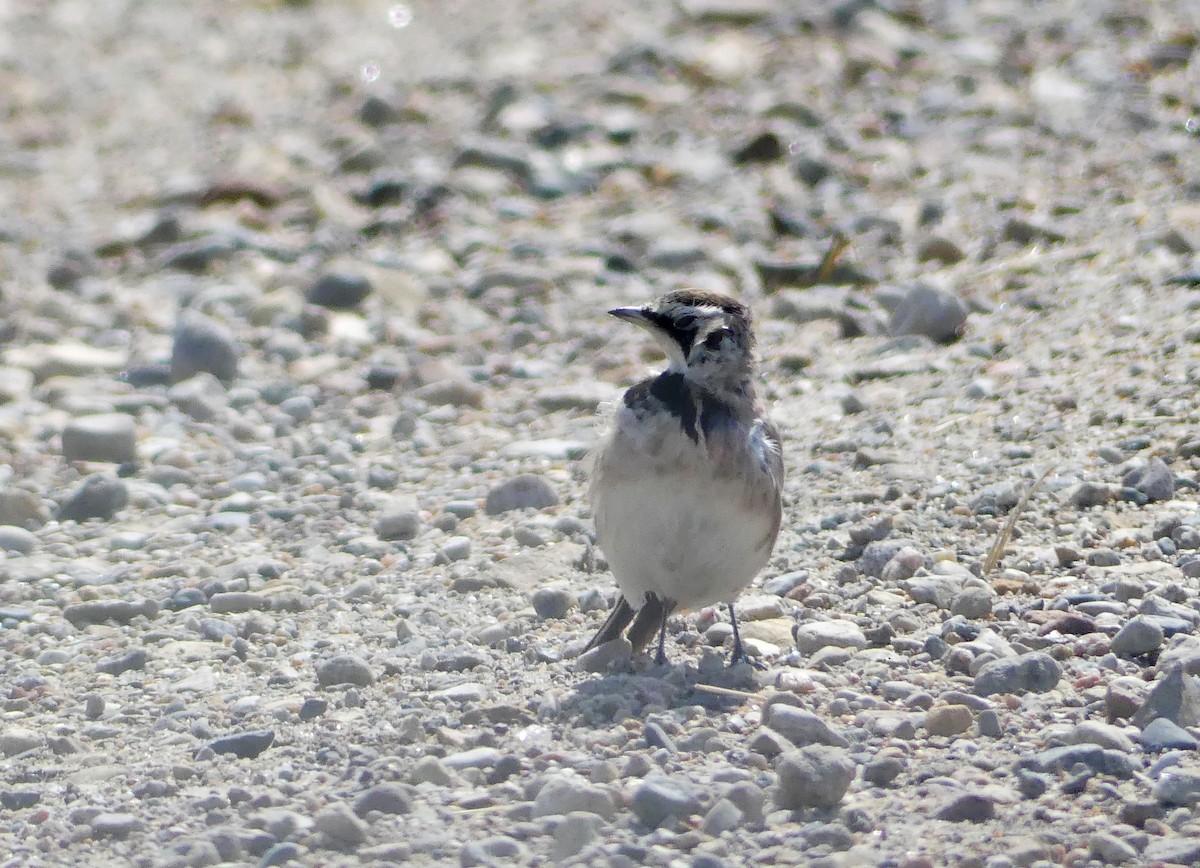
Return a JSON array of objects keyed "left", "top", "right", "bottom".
[
  {"left": 728, "top": 602, "right": 749, "bottom": 666},
  {"left": 654, "top": 599, "right": 677, "bottom": 665}
]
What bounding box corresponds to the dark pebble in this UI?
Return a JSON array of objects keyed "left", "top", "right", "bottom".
[
  {"left": 208, "top": 729, "right": 275, "bottom": 759},
  {"left": 63, "top": 599, "right": 157, "bottom": 626},
  {"left": 306, "top": 272, "right": 372, "bottom": 310},
  {"left": 96, "top": 648, "right": 148, "bottom": 675},
  {"left": 57, "top": 474, "right": 128, "bottom": 522},
  {"left": 171, "top": 310, "right": 239, "bottom": 383},
  {"left": 298, "top": 698, "right": 328, "bottom": 721}
]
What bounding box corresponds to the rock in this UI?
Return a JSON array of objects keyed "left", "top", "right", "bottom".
[
  {"left": 409, "top": 756, "right": 459, "bottom": 787},
  {"left": 91, "top": 812, "right": 141, "bottom": 837},
  {"left": 0, "top": 525, "right": 37, "bottom": 554},
  {"left": 1132, "top": 667, "right": 1200, "bottom": 728},
  {"left": 531, "top": 774, "right": 616, "bottom": 820},
  {"left": 924, "top": 705, "right": 973, "bottom": 737},
  {"left": 1088, "top": 831, "right": 1138, "bottom": 865},
  {"left": 0, "top": 729, "right": 42, "bottom": 756},
  {"left": 0, "top": 791, "right": 40, "bottom": 810},
  {"left": 950, "top": 586, "right": 995, "bottom": 619},
  {"left": 1025, "top": 744, "right": 1134, "bottom": 779},
  {"left": 1106, "top": 676, "right": 1148, "bottom": 721},
  {"left": 863, "top": 755, "right": 905, "bottom": 787},
  {"left": 484, "top": 475, "right": 559, "bottom": 514},
  {"left": 1138, "top": 717, "right": 1198, "bottom": 752},
  {"left": 412, "top": 379, "right": 484, "bottom": 408},
  {"left": 63, "top": 599, "right": 157, "bottom": 626},
  {"left": 314, "top": 802, "right": 367, "bottom": 846},
  {"left": 375, "top": 497, "right": 421, "bottom": 540},
  {"left": 0, "top": 488, "right": 47, "bottom": 529},
  {"left": 1069, "top": 481, "right": 1116, "bottom": 509},
  {"left": 973, "top": 652, "right": 1062, "bottom": 696},
  {"left": 888, "top": 283, "right": 968, "bottom": 343},
  {"left": 299, "top": 698, "right": 327, "bottom": 721},
  {"left": 1153, "top": 771, "right": 1200, "bottom": 806},
  {"left": 437, "top": 536, "right": 471, "bottom": 562},
  {"left": 1067, "top": 720, "right": 1135, "bottom": 753},
  {"left": 168, "top": 372, "right": 226, "bottom": 421},
  {"left": 630, "top": 776, "right": 701, "bottom": 828},
  {"left": 1123, "top": 458, "right": 1175, "bottom": 503},
  {"left": 307, "top": 272, "right": 372, "bottom": 310},
  {"left": 208, "top": 730, "right": 274, "bottom": 759},
  {"left": 96, "top": 648, "right": 148, "bottom": 676},
  {"left": 61, "top": 414, "right": 137, "bottom": 463},
  {"left": 209, "top": 592, "right": 267, "bottom": 614},
  {"left": 531, "top": 587, "right": 575, "bottom": 619},
  {"left": 794, "top": 620, "right": 867, "bottom": 654},
  {"left": 916, "top": 236, "right": 966, "bottom": 266},
  {"left": 764, "top": 704, "right": 849, "bottom": 748},
  {"left": 550, "top": 812, "right": 600, "bottom": 862},
  {"left": 1143, "top": 837, "right": 1200, "bottom": 864},
  {"left": 701, "top": 798, "right": 744, "bottom": 835},
  {"left": 935, "top": 793, "right": 994, "bottom": 823},
  {"left": 56, "top": 474, "right": 128, "bottom": 521},
  {"left": 316, "top": 654, "right": 374, "bottom": 688},
  {"left": 775, "top": 746, "right": 855, "bottom": 810},
  {"left": 171, "top": 309, "right": 239, "bottom": 383}
]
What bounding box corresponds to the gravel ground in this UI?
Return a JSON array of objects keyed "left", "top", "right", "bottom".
[{"left": 3, "top": 1, "right": 1200, "bottom": 866}]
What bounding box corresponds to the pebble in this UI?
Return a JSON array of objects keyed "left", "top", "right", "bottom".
[
  {"left": 775, "top": 746, "right": 855, "bottom": 810},
  {"left": 888, "top": 283, "right": 969, "bottom": 343},
  {"left": 1132, "top": 667, "right": 1200, "bottom": 728},
  {"left": 1123, "top": 458, "right": 1175, "bottom": 503},
  {"left": 0, "top": 488, "right": 47, "bottom": 529},
  {"left": 96, "top": 648, "right": 148, "bottom": 676},
  {"left": 374, "top": 497, "right": 421, "bottom": 540},
  {"left": 794, "top": 620, "right": 867, "bottom": 654},
  {"left": 61, "top": 413, "right": 137, "bottom": 463},
  {"left": 935, "top": 793, "right": 994, "bottom": 823},
  {"left": 551, "top": 812, "right": 600, "bottom": 862},
  {"left": 313, "top": 802, "right": 367, "bottom": 845},
  {"left": 171, "top": 309, "right": 239, "bottom": 383},
  {"left": 484, "top": 474, "right": 559, "bottom": 514},
  {"left": 531, "top": 774, "right": 616, "bottom": 820},
  {"left": 56, "top": 474, "right": 128, "bottom": 522},
  {"left": 1088, "top": 831, "right": 1138, "bottom": 865},
  {"left": 409, "top": 756, "right": 459, "bottom": 787},
  {"left": 863, "top": 755, "right": 905, "bottom": 787},
  {"left": 531, "top": 587, "right": 575, "bottom": 619},
  {"left": 208, "top": 730, "right": 274, "bottom": 759},
  {"left": 701, "top": 798, "right": 744, "bottom": 835},
  {"left": 1139, "top": 718, "right": 1199, "bottom": 752},
  {"left": 316, "top": 654, "right": 375, "bottom": 688},
  {"left": 924, "top": 704, "right": 974, "bottom": 737},
  {"left": 764, "top": 703, "right": 849, "bottom": 748},
  {"left": 63, "top": 599, "right": 157, "bottom": 626},
  {"left": 950, "top": 587, "right": 995, "bottom": 619},
  {"left": 437, "top": 535, "right": 471, "bottom": 562},
  {"left": 630, "top": 776, "right": 701, "bottom": 828},
  {"left": 973, "top": 652, "right": 1062, "bottom": 696},
  {"left": 306, "top": 272, "right": 372, "bottom": 310},
  {"left": 1067, "top": 720, "right": 1135, "bottom": 753},
  {"left": 209, "top": 592, "right": 268, "bottom": 614},
  {"left": 0, "top": 729, "right": 42, "bottom": 756},
  {"left": 575, "top": 637, "right": 632, "bottom": 673},
  {"left": 1153, "top": 771, "right": 1200, "bottom": 806},
  {"left": 91, "top": 812, "right": 141, "bottom": 837},
  {"left": 0, "top": 525, "right": 36, "bottom": 554},
  {"left": 352, "top": 783, "right": 413, "bottom": 816}
]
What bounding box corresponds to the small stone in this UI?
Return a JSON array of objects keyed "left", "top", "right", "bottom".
[
  {"left": 973, "top": 652, "right": 1062, "bottom": 696},
  {"left": 1132, "top": 667, "right": 1200, "bottom": 728},
  {"left": 375, "top": 498, "right": 421, "bottom": 541},
  {"left": 314, "top": 802, "right": 367, "bottom": 846},
  {"left": 352, "top": 783, "right": 414, "bottom": 818},
  {"left": 1123, "top": 459, "right": 1175, "bottom": 503},
  {"left": 316, "top": 654, "right": 374, "bottom": 688},
  {"left": 951, "top": 586, "right": 995, "bottom": 619},
  {"left": 576, "top": 637, "right": 632, "bottom": 673},
  {"left": 209, "top": 592, "right": 268, "bottom": 614},
  {"left": 935, "top": 793, "right": 995, "bottom": 823},
  {"left": 794, "top": 620, "right": 867, "bottom": 654},
  {"left": 0, "top": 525, "right": 36, "bottom": 554},
  {"left": 916, "top": 236, "right": 966, "bottom": 266},
  {"left": 924, "top": 704, "right": 973, "bottom": 737},
  {"left": 0, "top": 729, "right": 42, "bottom": 756},
  {"left": 307, "top": 272, "right": 372, "bottom": 310},
  {"left": 0, "top": 790, "right": 40, "bottom": 810},
  {"left": 208, "top": 730, "right": 274, "bottom": 759},
  {"left": 1088, "top": 831, "right": 1137, "bottom": 865},
  {"left": 409, "top": 756, "right": 459, "bottom": 787},
  {"left": 62, "top": 414, "right": 137, "bottom": 463},
  {"left": 551, "top": 812, "right": 600, "bottom": 862},
  {"left": 775, "top": 746, "right": 855, "bottom": 810},
  {"left": 485, "top": 475, "right": 559, "bottom": 514},
  {"left": 1153, "top": 771, "right": 1200, "bottom": 806},
  {"left": 56, "top": 474, "right": 128, "bottom": 521},
  {"left": 96, "top": 648, "right": 148, "bottom": 676},
  {"left": 171, "top": 309, "right": 239, "bottom": 383},
  {"left": 764, "top": 704, "right": 849, "bottom": 748},
  {"left": 63, "top": 599, "right": 156, "bottom": 626},
  {"left": 437, "top": 536, "right": 471, "bottom": 562},
  {"left": 531, "top": 587, "right": 575, "bottom": 619},
  {"left": 1070, "top": 482, "right": 1116, "bottom": 508},
  {"left": 0, "top": 488, "right": 47, "bottom": 529},
  {"left": 84, "top": 694, "right": 105, "bottom": 720},
  {"left": 863, "top": 755, "right": 904, "bottom": 787},
  {"left": 701, "top": 798, "right": 744, "bottom": 835},
  {"left": 299, "top": 698, "right": 327, "bottom": 721},
  {"left": 630, "top": 776, "right": 701, "bottom": 828},
  {"left": 1067, "top": 720, "right": 1135, "bottom": 753},
  {"left": 1139, "top": 717, "right": 1199, "bottom": 752},
  {"left": 531, "top": 774, "right": 616, "bottom": 820},
  {"left": 258, "top": 842, "right": 306, "bottom": 867},
  {"left": 888, "top": 283, "right": 968, "bottom": 343},
  {"left": 91, "top": 812, "right": 141, "bottom": 837}
]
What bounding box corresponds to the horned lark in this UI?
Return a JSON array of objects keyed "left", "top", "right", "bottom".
[{"left": 584, "top": 289, "right": 784, "bottom": 665}]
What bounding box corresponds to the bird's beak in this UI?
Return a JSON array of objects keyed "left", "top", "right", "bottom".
[{"left": 608, "top": 306, "right": 651, "bottom": 325}]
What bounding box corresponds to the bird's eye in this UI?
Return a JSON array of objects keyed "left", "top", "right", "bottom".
[
  {"left": 703, "top": 327, "right": 731, "bottom": 349},
  {"left": 675, "top": 314, "right": 696, "bottom": 329}
]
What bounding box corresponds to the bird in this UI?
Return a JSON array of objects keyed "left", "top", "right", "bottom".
[{"left": 583, "top": 289, "right": 784, "bottom": 665}]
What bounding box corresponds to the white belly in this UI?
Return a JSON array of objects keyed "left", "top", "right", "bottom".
[{"left": 593, "top": 465, "right": 775, "bottom": 612}]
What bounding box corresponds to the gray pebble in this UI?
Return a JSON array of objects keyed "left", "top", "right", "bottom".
[
  {"left": 1153, "top": 771, "right": 1200, "bottom": 806},
  {"left": 1, "top": 791, "right": 41, "bottom": 810},
  {"left": 0, "top": 525, "right": 36, "bottom": 554},
  {"left": 794, "top": 620, "right": 866, "bottom": 654},
  {"left": 484, "top": 474, "right": 559, "bottom": 515},
  {"left": 630, "top": 776, "right": 701, "bottom": 828},
  {"left": 775, "top": 746, "right": 855, "bottom": 810},
  {"left": 0, "top": 729, "right": 42, "bottom": 756},
  {"left": 1123, "top": 458, "right": 1175, "bottom": 503},
  {"left": 316, "top": 654, "right": 374, "bottom": 688},
  {"left": 374, "top": 498, "right": 421, "bottom": 540},
  {"left": 0, "top": 488, "right": 47, "bottom": 529},
  {"left": 1143, "top": 837, "right": 1200, "bottom": 864},
  {"left": 551, "top": 812, "right": 600, "bottom": 862},
  {"left": 307, "top": 272, "right": 372, "bottom": 310},
  {"left": 437, "top": 535, "right": 471, "bottom": 562},
  {"left": 91, "top": 812, "right": 141, "bottom": 837},
  {"left": 64, "top": 599, "right": 157, "bottom": 626},
  {"left": 313, "top": 802, "right": 367, "bottom": 846},
  {"left": 409, "top": 756, "right": 459, "bottom": 786},
  {"left": 973, "top": 652, "right": 1062, "bottom": 696},
  {"left": 353, "top": 783, "right": 413, "bottom": 816},
  {"left": 888, "top": 283, "right": 968, "bottom": 343},
  {"left": 764, "top": 704, "right": 849, "bottom": 748},
  {"left": 208, "top": 730, "right": 275, "bottom": 759},
  {"left": 531, "top": 774, "right": 616, "bottom": 820},
  {"left": 532, "top": 587, "right": 575, "bottom": 619},
  {"left": 701, "top": 797, "right": 743, "bottom": 835},
  {"left": 950, "top": 586, "right": 995, "bottom": 619},
  {"left": 1089, "top": 831, "right": 1138, "bottom": 864},
  {"left": 57, "top": 474, "right": 128, "bottom": 522},
  {"left": 1139, "top": 717, "right": 1199, "bottom": 752},
  {"left": 62, "top": 413, "right": 137, "bottom": 463},
  {"left": 460, "top": 836, "right": 526, "bottom": 867},
  {"left": 862, "top": 755, "right": 904, "bottom": 787},
  {"left": 209, "top": 592, "right": 268, "bottom": 614},
  {"left": 172, "top": 309, "right": 239, "bottom": 383},
  {"left": 935, "top": 792, "right": 994, "bottom": 823},
  {"left": 1067, "top": 720, "right": 1135, "bottom": 753},
  {"left": 258, "top": 842, "right": 307, "bottom": 867},
  {"left": 575, "top": 636, "right": 632, "bottom": 673},
  {"left": 84, "top": 694, "right": 105, "bottom": 720},
  {"left": 1132, "top": 667, "right": 1200, "bottom": 728},
  {"left": 96, "top": 648, "right": 148, "bottom": 676}
]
